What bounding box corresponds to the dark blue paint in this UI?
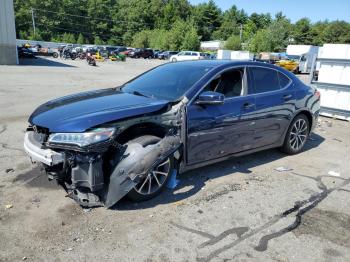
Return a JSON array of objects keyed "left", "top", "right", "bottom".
[
  {"left": 29, "top": 88, "right": 169, "bottom": 132},
  {"left": 28, "top": 60, "right": 320, "bottom": 167}
]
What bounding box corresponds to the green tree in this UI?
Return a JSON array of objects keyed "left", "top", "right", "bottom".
[
  {"left": 132, "top": 30, "right": 151, "bottom": 48},
  {"left": 94, "top": 36, "right": 104, "bottom": 45},
  {"left": 224, "top": 35, "right": 241, "bottom": 50},
  {"left": 76, "top": 33, "right": 85, "bottom": 45},
  {"left": 248, "top": 29, "right": 271, "bottom": 53},
  {"left": 61, "top": 33, "right": 76, "bottom": 43},
  {"left": 192, "top": 0, "right": 222, "bottom": 41},
  {"left": 181, "top": 26, "right": 200, "bottom": 50},
  {"left": 293, "top": 18, "right": 312, "bottom": 44},
  {"left": 212, "top": 5, "right": 247, "bottom": 40},
  {"left": 323, "top": 20, "right": 350, "bottom": 43}
]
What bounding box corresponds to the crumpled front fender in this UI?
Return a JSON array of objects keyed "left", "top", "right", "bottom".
[{"left": 105, "top": 134, "right": 181, "bottom": 208}]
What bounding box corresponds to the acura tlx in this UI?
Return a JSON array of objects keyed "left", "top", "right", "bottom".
[{"left": 24, "top": 60, "right": 320, "bottom": 208}]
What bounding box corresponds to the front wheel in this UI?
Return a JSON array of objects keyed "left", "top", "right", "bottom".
[
  {"left": 172, "top": 58, "right": 177, "bottom": 62},
  {"left": 280, "top": 114, "right": 309, "bottom": 154},
  {"left": 126, "top": 135, "right": 174, "bottom": 202}
]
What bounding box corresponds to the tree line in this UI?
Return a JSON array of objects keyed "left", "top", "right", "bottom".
[{"left": 14, "top": 0, "right": 350, "bottom": 52}]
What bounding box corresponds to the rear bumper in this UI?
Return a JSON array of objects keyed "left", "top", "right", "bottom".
[{"left": 24, "top": 132, "right": 64, "bottom": 166}]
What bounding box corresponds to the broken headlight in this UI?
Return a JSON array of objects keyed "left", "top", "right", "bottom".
[{"left": 48, "top": 128, "right": 115, "bottom": 147}]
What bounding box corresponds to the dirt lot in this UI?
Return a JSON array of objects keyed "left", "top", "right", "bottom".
[{"left": 0, "top": 57, "right": 349, "bottom": 262}]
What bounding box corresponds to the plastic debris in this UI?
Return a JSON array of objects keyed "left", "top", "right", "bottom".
[
  {"left": 166, "top": 169, "right": 179, "bottom": 189},
  {"left": 5, "top": 168, "right": 14, "bottom": 173},
  {"left": 66, "top": 248, "right": 73, "bottom": 251},
  {"left": 274, "top": 166, "right": 293, "bottom": 172},
  {"left": 22, "top": 257, "right": 27, "bottom": 261},
  {"left": 5, "top": 204, "right": 13, "bottom": 209},
  {"left": 328, "top": 171, "right": 340, "bottom": 177}
]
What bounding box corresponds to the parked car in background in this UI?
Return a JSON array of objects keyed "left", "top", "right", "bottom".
[
  {"left": 153, "top": 50, "right": 164, "bottom": 59},
  {"left": 170, "top": 51, "right": 206, "bottom": 62},
  {"left": 129, "top": 48, "right": 154, "bottom": 59},
  {"left": 113, "top": 46, "right": 127, "bottom": 54},
  {"left": 158, "top": 51, "right": 179, "bottom": 60},
  {"left": 119, "top": 48, "right": 134, "bottom": 57},
  {"left": 24, "top": 60, "right": 320, "bottom": 208}
]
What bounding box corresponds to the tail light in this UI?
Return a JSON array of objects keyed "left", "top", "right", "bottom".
[{"left": 315, "top": 90, "right": 321, "bottom": 99}]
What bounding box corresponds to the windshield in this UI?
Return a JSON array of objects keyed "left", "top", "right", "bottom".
[
  {"left": 287, "top": 55, "right": 301, "bottom": 61},
  {"left": 121, "top": 63, "right": 213, "bottom": 101}
]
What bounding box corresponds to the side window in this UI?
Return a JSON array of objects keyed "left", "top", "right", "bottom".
[
  {"left": 177, "top": 52, "right": 184, "bottom": 56},
  {"left": 191, "top": 52, "right": 198, "bottom": 56},
  {"left": 278, "top": 72, "right": 291, "bottom": 88},
  {"left": 203, "top": 68, "right": 245, "bottom": 98},
  {"left": 184, "top": 52, "right": 191, "bottom": 56},
  {"left": 250, "top": 67, "right": 280, "bottom": 94}
]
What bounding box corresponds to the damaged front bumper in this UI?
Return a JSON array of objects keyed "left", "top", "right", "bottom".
[
  {"left": 24, "top": 132, "right": 65, "bottom": 166},
  {"left": 23, "top": 130, "right": 181, "bottom": 208}
]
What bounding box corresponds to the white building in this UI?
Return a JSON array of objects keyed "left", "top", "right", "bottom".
[{"left": 0, "top": 0, "right": 17, "bottom": 65}]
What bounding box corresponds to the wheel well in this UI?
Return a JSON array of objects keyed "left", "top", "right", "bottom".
[
  {"left": 116, "top": 123, "right": 168, "bottom": 144},
  {"left": 295, "top": 110, "right": 313, "bottom": 131}
]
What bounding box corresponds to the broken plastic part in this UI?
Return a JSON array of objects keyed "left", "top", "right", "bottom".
[
  {"left": 166, "top": 169, "right": 179, "bottom": 189},
  {"left": 105, "top": 134, "right": 181, "bottom": 208}
]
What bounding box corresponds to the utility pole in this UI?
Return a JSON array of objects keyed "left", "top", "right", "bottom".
[
  {"left": 31, "top": 8, "right": 36, "bottom": 38},
  {"left": 239, "top": 24, "right": 243, "bottom": 41}
]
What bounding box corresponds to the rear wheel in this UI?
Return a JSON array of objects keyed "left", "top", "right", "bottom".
[
  {"left": 281, "top": 114, "right": 309, "bottom": 154},
  {"left": 126, "top": 135, "right": 174, "bottom": 201}
]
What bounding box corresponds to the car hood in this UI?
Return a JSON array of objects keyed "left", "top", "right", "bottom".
[{"left": 29, "top": 88, "right": 169, "bottom": 132}]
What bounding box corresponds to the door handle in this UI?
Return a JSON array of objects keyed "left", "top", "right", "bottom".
[
  {"left": 283, "top": 94, "right": 293, "bottom": 101},
  {"left": 242, "top": 102, "right": 255, "bottom": 109}
]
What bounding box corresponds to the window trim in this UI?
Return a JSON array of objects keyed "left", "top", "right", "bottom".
[{"left": 247, "top": 65, "right": 292, "bottom": 95}]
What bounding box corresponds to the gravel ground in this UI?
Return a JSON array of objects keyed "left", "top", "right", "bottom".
[{"left": 0, "top": 57, "right": 349, "bottom": 262}]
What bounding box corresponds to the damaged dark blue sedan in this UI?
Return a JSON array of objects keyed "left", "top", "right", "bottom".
[{"left": 24, "top": 61, "right": 320, "bottom": 208}]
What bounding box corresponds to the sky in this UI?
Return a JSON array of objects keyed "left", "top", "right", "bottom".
[{"left": 189, "top": 0, "right": 350, "bottom": 23}]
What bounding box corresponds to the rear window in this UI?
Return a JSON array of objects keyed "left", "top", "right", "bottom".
[
  {"left": 250, "top": 67, "right": 280, "bottom": 93},
  {"left": 278, "top": 72, "right": 291, "bottom": 88}
]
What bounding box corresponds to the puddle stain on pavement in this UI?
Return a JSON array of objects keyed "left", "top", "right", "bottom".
[{"left": 171, "top": 173, "right": 350, "bottom": 262}]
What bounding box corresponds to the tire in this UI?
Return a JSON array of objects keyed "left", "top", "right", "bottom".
[
  {"left": 126, "top": 135, "right": 174, "bottom": 202},
  {"left": 280, "top": 114, "right": 310, "bottom": 155},
  {"left": 52, "top": 52, "right": 58, "bottom": 58},
  {"left": 172, "top": 58, "right": 177, "bottom": 62}
]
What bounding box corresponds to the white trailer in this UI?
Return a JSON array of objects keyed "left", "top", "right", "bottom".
[
  {"left": 310, "top": 44, "right": 350, "bottom": 121},
  {"left": 286, "top": 45, "right": 319, "bottom": 73}
]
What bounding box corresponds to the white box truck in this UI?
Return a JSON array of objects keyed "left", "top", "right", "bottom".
[{"left": 286, "top": 45, "right": 319, "bottom": 73}]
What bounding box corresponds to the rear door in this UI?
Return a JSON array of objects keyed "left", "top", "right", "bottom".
[{"left": 247, "top": 66, "right": 294, "bottom": 148}]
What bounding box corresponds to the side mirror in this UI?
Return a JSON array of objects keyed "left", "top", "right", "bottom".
[{"left": 196, "top": 91, "right": 225, "bottom": 105}]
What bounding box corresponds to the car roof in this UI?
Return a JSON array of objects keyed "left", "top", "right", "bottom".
[
  {"left": 173, "top": 60, "right": 282, "bottom": 69},
  {"left": 170, "top": 60, "right": 298, "bottom": 79}
]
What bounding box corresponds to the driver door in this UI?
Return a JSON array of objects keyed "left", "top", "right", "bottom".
[{"left": 186, "top": 67, "right": 257, "bottom": 165}]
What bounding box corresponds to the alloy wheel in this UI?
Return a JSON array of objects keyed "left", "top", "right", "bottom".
[
  {"left": 134, "top": 158, "right": 171, "bottom": 195},
  {"left": 289, "top": 119, "right": 308, "bottom": 150}
]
